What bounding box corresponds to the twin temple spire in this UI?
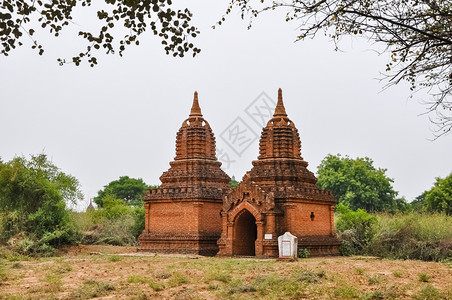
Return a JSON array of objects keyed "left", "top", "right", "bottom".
[
  {"left": 139, "top": 88, "right": 340, "bottom": 257},
  {"left": 189, "top": 88, "right": 287, "bottom": 119}
]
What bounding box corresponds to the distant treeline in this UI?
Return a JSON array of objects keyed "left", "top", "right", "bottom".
[{"left": 0, "top": 153, "right": 451, "bottom": 261}]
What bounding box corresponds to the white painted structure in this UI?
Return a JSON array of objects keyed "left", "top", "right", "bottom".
[{"left": 278, "top": 232, "right": 298, "bottom": 259}]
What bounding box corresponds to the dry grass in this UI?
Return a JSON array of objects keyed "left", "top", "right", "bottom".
[{"left": 0, "top": 245, "right": 451, "bottom": 299}]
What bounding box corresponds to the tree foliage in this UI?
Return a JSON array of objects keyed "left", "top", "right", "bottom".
[
  {"left": 411, "top": 190, "right": 427, "bottom": 211},
  {"left": 229, "top": 177, "right": 239, "bottom": 189},
  {"left": 100, "top": 194, "right": 145, "bottom": 240},
  {"left": 73, "top": 194, "right": 144, "bottom": 245},
  {"left": 317, "top": 154, "right": 403, "bottom": 212},
  {"left": 225, "top": 0, "right": 452, "bottom": 136},
  {"left": 424, "top": 172, "right": 452, "bottom": 215},
  {"left": 94, "top": 176, "right": 154, "bottom": 207},
  {"left": 0, "top": 0, "right": 200, "bottom": 66},
  {"left": 0, "top": 154, "right": 83, "bottom": 252},
  {"left": 336, "top": 209, "right": 452, "bottom": 261},
  {"left": 335, "top": 203, "right": 377, "bottom": 255}
]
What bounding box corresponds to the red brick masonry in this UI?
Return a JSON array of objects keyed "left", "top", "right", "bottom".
[
  {"left": 217, "top": 89, "right": 340, "bottom": 257},
  {"left": 138, "top": 92, "right": 230, "bottom": 256},
  {"left": 139, "top": 90, "right": 340, "bottom": 257}
]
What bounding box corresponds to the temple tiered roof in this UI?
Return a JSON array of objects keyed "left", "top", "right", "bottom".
[
  {"left": 218, "top": 89, "right": 339, "bottom": 258},
  {"left": 158, "top": 92, "right": 230, "bottom": 189},
  {"left": 173, "top": 91, "right": 217, "bottom": 161},
  {"left": 249, "top": 89, "right": 321, "bottom": 189},
  {"left": 139, "top": 92, "right": 231, "bottom": 256},
  {"left": 258, "top": 88, "right": 302, "bottom": 160}
]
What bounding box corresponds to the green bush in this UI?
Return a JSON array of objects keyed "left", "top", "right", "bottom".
[
  {"left": 418, "top": 273, "right": 431, "bottom": 282},
  {"left": 0, "top": 154, "right": 83, "bottom": 255},
  {"left": 71, "top": 279, "right": 115, "bottom": 299},
  {"left": 367, "top": 213, "right": 452, "bottom": 261},
  {"left": 292, "top": 269, "right": 325, "bottom": 283},
  {"left": 70, "top": 194, "right": 145, "bottom": 246},
  {"left": 297, "top": 248, "right": 309, "bottom": 258},
  {"left": 0, "top": 212, "right": 24, "bottom": 244},
  {"left": 335, "top": 209, "right": 452, "bottom": 261},
  {"left": 335, "top": 204, "right": 377, "bottom": 255},
  {"left": 131, "top": 206, "right": 145, "bottom": 239},
  {"left": 414, "top": 285, "right": 444, "bottom": 300},
  {"left": 227, "top": 279, "right": 256, "bottom": 295}
]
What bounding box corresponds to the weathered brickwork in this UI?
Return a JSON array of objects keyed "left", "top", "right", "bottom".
[
  {"left": 217, "top": 89, "right": 340, "bottom": 258},
  {"left": 139, "top": 89, "right": 340, "bottom": 258},
  {"left": 138, "top": 92, "right": 230, "bottom": 256}
]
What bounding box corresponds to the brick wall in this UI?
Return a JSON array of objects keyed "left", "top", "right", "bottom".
[
  {"left": 140, "top": 199, "right": 223, "bottom": 256},
  {"left": 285, "top": 203, "right": 333, "bottom": 236},
  {"left": 198, "top": 201, "right": 222, "bottom": 233},
  {"left": 148, "top": 202, "right": 198, "bottom": 234}
]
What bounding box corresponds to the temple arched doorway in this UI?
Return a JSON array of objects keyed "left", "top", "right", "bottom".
[{"left": 232, "top": 210, "right": 257, "bottom": 256}]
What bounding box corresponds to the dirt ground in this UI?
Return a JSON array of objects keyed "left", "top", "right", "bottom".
[{"left": 1, "top": 245, "right": 451, "bottom": 299}]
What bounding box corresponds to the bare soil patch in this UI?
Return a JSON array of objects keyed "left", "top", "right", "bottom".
[{"left": 57, "top": 244, "right": 138, "bottom": 256}]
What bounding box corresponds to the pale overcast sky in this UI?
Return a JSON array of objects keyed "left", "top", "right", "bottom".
[{"left": 1, "top": 1, "right": 451, "bottom": 210}]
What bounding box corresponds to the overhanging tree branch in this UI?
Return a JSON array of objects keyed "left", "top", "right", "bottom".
[
  {"left": 222, "top": 0, "right": 452, "bottom": 138},
  {"left": 341, "top": 9, "right": 452, "bottom": 45}
]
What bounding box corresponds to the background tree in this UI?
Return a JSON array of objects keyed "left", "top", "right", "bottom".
[
  {"left": 335, "top": 203, "right": 377, "bottom": 255},
  {"left": 1, "top": 0, "right": 200, "bottom": 66},
  {"left": 424, "top": 172, "right": 452, "bottom": 215},
  {"left": 411, "top": 191, "right": 427, "bottom": 211},
  {"left": 226, "top": 0, "right": 452, "bottom": 136},
  {"left": 94, "top": 176, "right": 155, "bottom": 207},
  {"left": 316, "top": 154, "right": 402, "bottom": 212},
  {"left": 0, "top": 154, "right": 83, "bottom": 253},
  {"left": 76, "top": 194, "right": 145, "bottom": 245},
  {"left": 229, "top": 176, "right": 239, "bottom": 189}
]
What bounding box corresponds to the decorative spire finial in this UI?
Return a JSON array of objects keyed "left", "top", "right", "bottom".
[
  {"left": 273, "top": 88, "right": 287, "bottom": 117},
  {"left": 190, "top": 91, "right": 202, "bottom": 117}
]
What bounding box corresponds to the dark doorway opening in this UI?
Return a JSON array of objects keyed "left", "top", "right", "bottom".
[{"left": 233, "top": 210, "right": 257, "bottom": 256}]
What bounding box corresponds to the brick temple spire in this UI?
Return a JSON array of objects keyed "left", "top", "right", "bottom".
[
  {"left": 161, "top": 91, "right": 230, "bottom": 185},
  {"left": 173, "top": 92, "right": 216, "bottom": 161},
  {"left": 257, "top": 88, "right": 301, "bottom": 160},
  {"left": 253, "top": 88, "right": 317, "bottom": 186},
  {"left": 218, "top": 88, "right": 340, "bottom": 258},
  {"left": 139, "top": 91, "right": 230, "bottom": 256},
  {"left": 273, "top": 88, "right": 287, "bottom": 117},
  {"left": 190, "top": 91, "right": 202, "bottom": 117}
]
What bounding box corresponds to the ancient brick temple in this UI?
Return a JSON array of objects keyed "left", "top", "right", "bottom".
[
  {"left": 138, "top": 92, "right": 231, "bottom": 255},
  {"left": 139, "top": 89, "right": 340, "bottom": 257},
  {"left": 217, "top": 89, "right": 340, "bottom": 257}
]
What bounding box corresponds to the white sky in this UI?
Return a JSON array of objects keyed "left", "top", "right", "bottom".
[{"left": 1, "top": 1, "right": 451, "bottom": 210}]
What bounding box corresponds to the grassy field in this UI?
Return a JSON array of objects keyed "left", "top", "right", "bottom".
[{"left": 1, "top": 245, "right": 451, "bottom": 300}]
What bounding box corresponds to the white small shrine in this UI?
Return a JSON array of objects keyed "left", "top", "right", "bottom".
[{"left": 278, "top": 232, "right": 298, "bottom": 259}]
